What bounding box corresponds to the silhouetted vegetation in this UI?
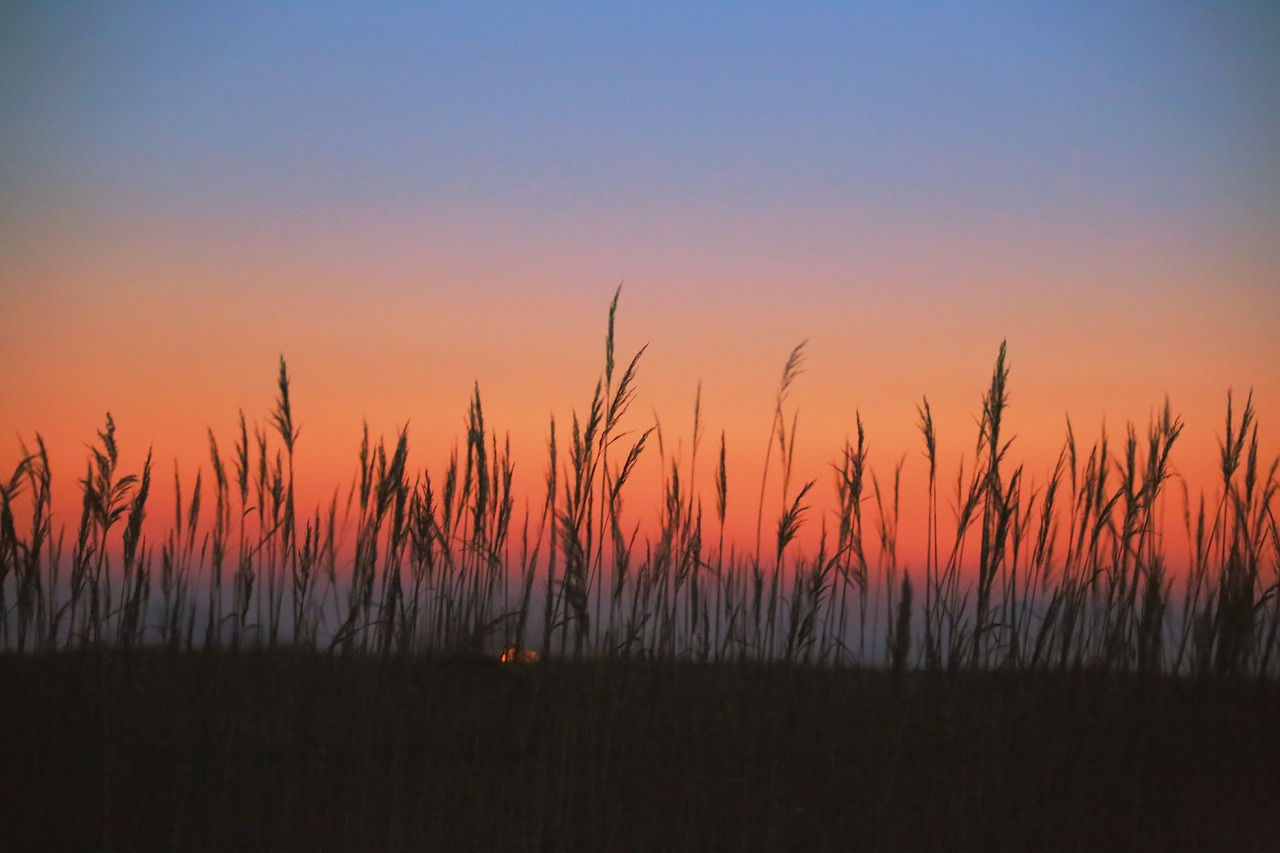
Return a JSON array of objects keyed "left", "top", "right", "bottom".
[{"left": 1, "top": 289, "right": 1277, "bottom": 849}]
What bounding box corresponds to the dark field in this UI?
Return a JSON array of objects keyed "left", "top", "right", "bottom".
[{"left": 3, "top": 651, "right": 1277, "bottom": 852}]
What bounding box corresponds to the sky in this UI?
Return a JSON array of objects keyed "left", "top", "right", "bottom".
[{"left": 2, "top": 2, "right": 1278, "bottom": 565}]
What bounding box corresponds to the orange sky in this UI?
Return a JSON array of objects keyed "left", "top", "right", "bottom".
[{"left": 3, "top": 218, "right": 1275, "bottom": 575}]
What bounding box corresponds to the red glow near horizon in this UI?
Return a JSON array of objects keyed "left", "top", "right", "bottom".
[{"left": 4, "top": 336, "right": 1271, "bottom": 591}]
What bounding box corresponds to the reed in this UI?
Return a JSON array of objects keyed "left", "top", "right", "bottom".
[{"left": 0, "top": 293, "right": 1276, "bottom": 681}]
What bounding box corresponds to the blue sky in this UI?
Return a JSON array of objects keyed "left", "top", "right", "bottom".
[{"left": 5, "top": 1, "right": 1276, "bottom": 228}]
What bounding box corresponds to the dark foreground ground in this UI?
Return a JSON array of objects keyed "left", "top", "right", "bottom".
[{"left": 1, "top": 650, "right": 1277, "bottom": 852}]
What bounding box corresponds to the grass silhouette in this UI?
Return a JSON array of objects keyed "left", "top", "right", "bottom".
[{"left": 1, "top": 288, "right": 1277, "bottom": 849}]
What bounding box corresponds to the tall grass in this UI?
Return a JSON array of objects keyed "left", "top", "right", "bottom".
[{"left": 2, "top": 290, "right": 1277, "bottom": 678}]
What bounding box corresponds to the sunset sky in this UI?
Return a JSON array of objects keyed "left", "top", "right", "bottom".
[{"left": 2, "top": 2, "right": 1278, "bottom": 561}]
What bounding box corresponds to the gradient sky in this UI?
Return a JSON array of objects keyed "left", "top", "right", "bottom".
[{"left": 2, "top": 2, "right": 1278, "bottom": 561}]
